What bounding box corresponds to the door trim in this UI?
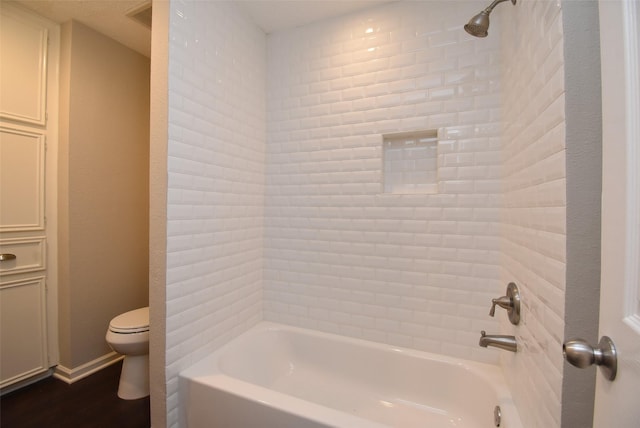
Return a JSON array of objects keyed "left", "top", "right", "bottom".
[{"left": 622, "top": 0, "right": 640, "bottom": 332}]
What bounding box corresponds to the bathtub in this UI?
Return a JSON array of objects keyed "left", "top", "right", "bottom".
[{"left": 180, "top": 322, "right": 522, "bottom": 428}]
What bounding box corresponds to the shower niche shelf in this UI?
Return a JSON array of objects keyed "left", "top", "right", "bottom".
[{"left": 382, "top": 129, "right": 438, "bottom": 194}]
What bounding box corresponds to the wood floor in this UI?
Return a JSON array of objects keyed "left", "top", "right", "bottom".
[{"left": 0, "top": 361, "right": 150, "bottom": 428}]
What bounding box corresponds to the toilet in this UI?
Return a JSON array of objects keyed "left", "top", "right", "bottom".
[{"left": 105, "top": 307, "right": 150, "bottom": 400}]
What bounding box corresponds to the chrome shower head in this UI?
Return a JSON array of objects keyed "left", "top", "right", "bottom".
[{"left": 464, "top": 0, "right": 516, "bottom": 38}]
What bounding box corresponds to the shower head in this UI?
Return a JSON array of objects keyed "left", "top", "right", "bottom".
[{"left": 464, "top": 0, "right": 516, "bottom": 38}]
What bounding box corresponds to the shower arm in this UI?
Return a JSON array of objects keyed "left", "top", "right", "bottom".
[{"left": 482, "top": 0, "right": 516, "bottom": 14}]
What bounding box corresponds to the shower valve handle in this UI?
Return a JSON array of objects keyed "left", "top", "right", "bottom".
[
  {"left": 489, "top": 296, "right": 512, "bottom": 316},
  {"left": 488, "top": 282, "right": 521, "bottom": 325}
]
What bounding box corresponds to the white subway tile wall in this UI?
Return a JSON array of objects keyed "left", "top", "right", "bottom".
[
  {"left": 500, "top": 1, "right": 566, "bottom": 427},
  {"left": 264, "top": 1, "right": 503, "bottom": 363},
  {"left": 163, "top": 0, "right": 570, "bottom": 425},
  {"left": 165, "top": 1, "right": 266, "bottom": 426}
]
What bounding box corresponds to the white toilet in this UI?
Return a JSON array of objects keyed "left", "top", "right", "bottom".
[{"left": 105, "top": 306, "right": 150, "bottom": 400}]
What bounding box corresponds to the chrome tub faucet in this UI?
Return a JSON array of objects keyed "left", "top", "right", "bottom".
[{"left": 479, "top": 331, "right": 517, "bottom": 352}]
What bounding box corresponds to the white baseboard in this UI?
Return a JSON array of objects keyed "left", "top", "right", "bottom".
[
  {"left": 1, "top": 369, "right": 54, "bottom": 396},
  {"left": 53, "top": 352, "right": 124, "bottom": 384}
]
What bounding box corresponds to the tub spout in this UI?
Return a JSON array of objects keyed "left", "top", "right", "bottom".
[{"left": 479, "top": 331, "right": 517, "bottom": 352}]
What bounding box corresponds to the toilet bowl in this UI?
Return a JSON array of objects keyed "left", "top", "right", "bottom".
[{"left": 105, "top": 307, "right": 149, "bottom": 400}]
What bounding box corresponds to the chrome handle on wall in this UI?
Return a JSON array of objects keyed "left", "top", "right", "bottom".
[
  {"left": 563, "top": 336, "right": 617, "bottom": 381},
  {"left": 0, "top": 253, "right": 17, "bottom": 261},
  {"left": 489, "top": 282, "right": 520, "bottom": 325},
  {"left": 489, "top": 296, "right": 511, "bottom": 316}
]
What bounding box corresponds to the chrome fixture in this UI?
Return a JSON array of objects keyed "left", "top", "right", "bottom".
[
  {"left": 563, "top": 336, "right": 617, "bottom": 381},
  {"left": 479, "top": 331, "right": 517, "bottom": 352},
  {"left": 494, "top": 405, "right": 502, "bottom": 427},
  {"left": 489, "top": 282, "right": 520, "bottom": 325},
  {"left": 464, "top": 0, "right": 516, "bottom": 38}
]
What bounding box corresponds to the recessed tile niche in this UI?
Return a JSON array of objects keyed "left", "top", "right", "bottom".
[{"left": 382, "top": 129, "right": 438, "bottom": 194}]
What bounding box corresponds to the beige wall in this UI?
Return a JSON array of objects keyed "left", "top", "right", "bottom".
[
  {"left": 58, "top": 20, "right": 150, "bottom": 369},
  {"left": 149, "top": 1, "right": 168, "bottom": 426}
]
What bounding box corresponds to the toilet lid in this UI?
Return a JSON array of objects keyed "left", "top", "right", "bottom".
[{"left": 109, "top": 307, "right": 149, "bottom": 333}]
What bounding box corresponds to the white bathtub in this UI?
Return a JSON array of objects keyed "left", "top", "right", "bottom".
[{"left": 180, "top": 322, "right": 522, "bottom": 428}]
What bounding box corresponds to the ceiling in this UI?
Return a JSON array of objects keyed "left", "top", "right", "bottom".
[
  {"left": 11, "top": 0, "right": 392, "bottom": 58},
  {"left": 11, "top": 0, "right": 153, "bottom": 57},
  {"left": 239, "top": 1, "right": 392, "bottom": 34}
]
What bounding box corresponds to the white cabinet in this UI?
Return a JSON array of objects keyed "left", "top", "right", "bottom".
[
  {"left": 0, "top": 8, "right": 48, "bottom": 125},
  {"left": 0, "top": 5, "right": 56, "bottom": 389},
  {"left": 0, "top": 237, "right": 46, "bottom": 275},
  {"left": 0, "top": 126, "right": 45, "bottom": 231},
  {"left": 0, "top": 277, "right": 48, "bottom": 388}
]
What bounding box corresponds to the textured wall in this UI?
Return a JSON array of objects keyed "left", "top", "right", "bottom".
[
  {"left": 58, "top": 20, "right": 150, "bottom": 369},
  {"left": 561, "top": 1, "right": 601, "bottom": 426},
  {"left": 164, "top": 1, "right": 266, "bottom": 426},
  {"left": 264, "top": 1, "right": 504, "bottom": 363},
  {"left": 500, "top": 1, "right": 566, "bottom": 426}
]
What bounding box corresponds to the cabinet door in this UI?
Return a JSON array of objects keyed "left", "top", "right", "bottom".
[
  {"left": 0, "top": 277, "right": 48, "bottom": 387},
  {"left": 0, "top": 8, "right": 48, "bottom": 125},
  {"left": 0, "top": 126, "right": 45, "bottom": 232}
]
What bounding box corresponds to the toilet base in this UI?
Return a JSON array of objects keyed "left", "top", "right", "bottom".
[{"left": 117, "top": 354, "right": 149, "bottom": 400}]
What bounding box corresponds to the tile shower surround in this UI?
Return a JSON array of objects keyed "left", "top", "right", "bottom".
[
  {"left": 500, "top": 1, "right": 567, "bottom": 427},
  {"left": 166, "top": 1, "right": 266, "bottom": 425},
  {"left": 264, "top": 1, "right": 502, "bottom": 363},
  {"left": 164, "top": 1, "right": 567, "bottom": 427}
]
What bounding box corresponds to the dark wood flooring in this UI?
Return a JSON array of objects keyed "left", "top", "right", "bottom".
[{"left": 0, "top": 361, "right": 150, "bottom": 428}]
